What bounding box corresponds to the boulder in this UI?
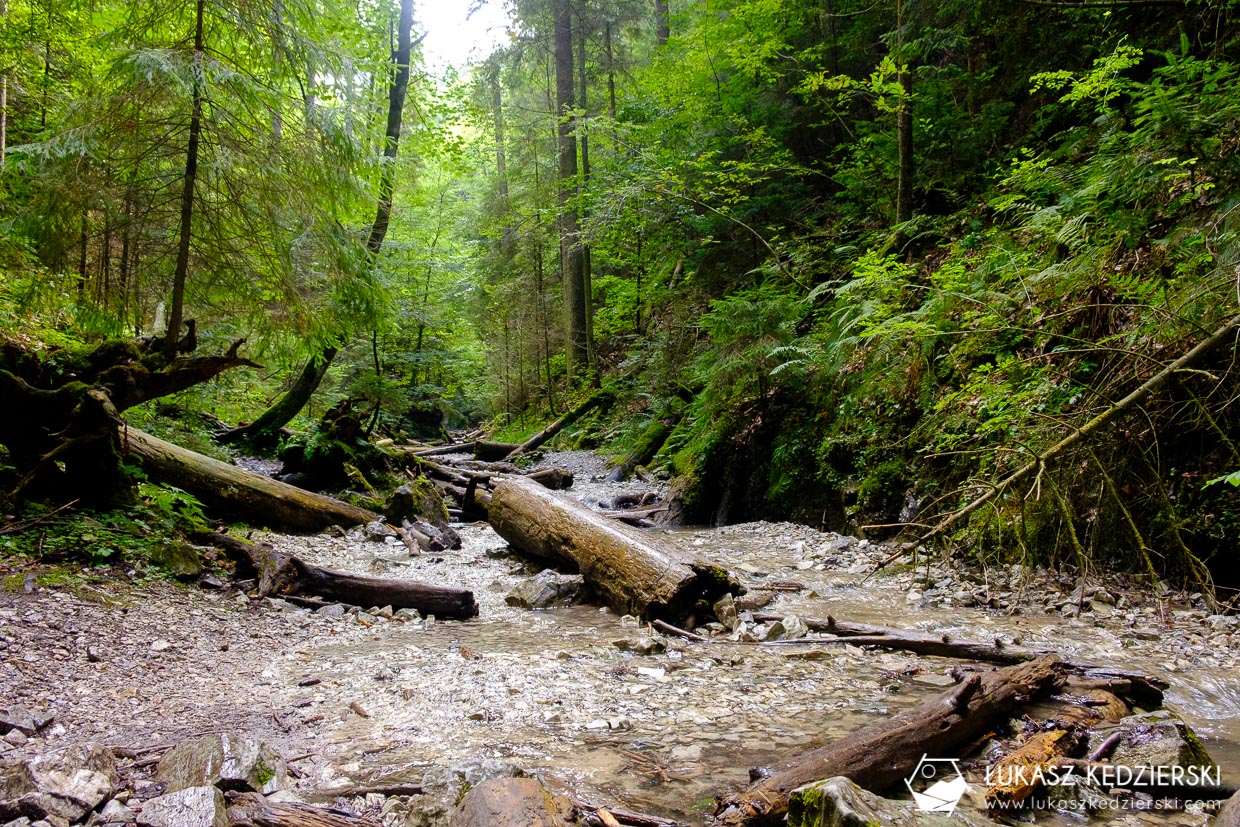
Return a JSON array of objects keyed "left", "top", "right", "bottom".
[
  {"left": 136, "top": 786, "right": 226, "bottom": 827},
  {"left": 505, "top": 571, "right": 587, "bottom": 610},
  {"left": 385, "top": 479, "right": 452, "bottom": 533},
  {"left": 150, "top": 542, "right": 203, "bottom": 579},
  {"left": 155, "top": 735, "right": 287, "bottom": 795},
  {"left": 788, "top": 776, "right": 990, "bottom": 827},
  {"left": 406, "top": 759, "right": 523, "bottom": 827},
  {"left": 1107, "top": 710, "right": 1217, "bottom": 770},
  {"left": 0, "top": 744, "right": 117, "bottom": 824},
  {"left": 449, "top": 777, "right": 573, "bottom": 827}
]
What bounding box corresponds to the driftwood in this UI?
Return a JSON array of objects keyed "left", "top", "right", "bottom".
[
  {"left": 752, "top": 612, "right": 1167, "bottom": 705},
  {"left": 488, "top": 476, "right": 740, "bottom": 621},
  {"left": 227, "top": 792, "right": 381, "bottom": 827},
  {"left": 711, "top": 656, "right": 1067, "bottom": 826},
  {"left": 449, "top": 777, "right": 574, "bottom": 827},
  {"left": 202, "top": 531, "right": 478, "bottom": 618},
  {"left": 126, "top": 428, "right": 375, "bottom": 532},
  {"left": 574, "top": 800, "right": 684, "bottom": 827},
  {"left": 503, "top": 391, "right": 610, "bottom": 460}
]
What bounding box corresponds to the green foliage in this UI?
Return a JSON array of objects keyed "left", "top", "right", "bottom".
[{"left": 0, "top": 482, "right": 208, "bottom": 568}]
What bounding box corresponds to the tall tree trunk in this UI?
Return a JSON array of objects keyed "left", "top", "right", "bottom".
[
  {"left": 655, "top": 0, "right": 670, "bottom": 45},
  {"left": 576, "top": 0, "right": 596, "bottom": 382},
  {"left": 554, "top": 0, "right": 588, "bottom": 382},
  {"left": 893, "top": 0, "right": 914, "bottom": 233},
  {"left": 222, "top": 0, "right": 415, "bottom": 445},
  {"left": 604, "top": 19, "right": 617, "bottom": 119},
  {"left": 163, "top": 0, "right": 205, "bottom": 360},
  {"left": 1, "top": 0, "right": 7, "bottom": 169},
  {"left": 492, "top": 72, "right": 515, "bottom": 260}
]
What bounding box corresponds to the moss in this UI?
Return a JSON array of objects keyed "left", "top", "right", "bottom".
[
  {"left": 252, "top": 759, "right": 275, "bottom": 787},
  {"left": 1181, "top": 724, "right": 1219, "bottom": 769},
  {"left": 856, "top": 459, "right": 907, "bottom": 512}
]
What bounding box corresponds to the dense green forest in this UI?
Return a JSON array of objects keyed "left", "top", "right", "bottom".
[{"left": 1, "top": 0, "right": 1238, "bottom": 592}]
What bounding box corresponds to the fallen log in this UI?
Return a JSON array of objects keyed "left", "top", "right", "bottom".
[
  {"left": 474, "top": 440, "right": 520, "bottom": 462},
  {"left": 503, "top": 391, "right": 611, "bottom": 460},
  {"left": 410, "top": 442, "right": 475, "bottom": 458},
  {"left": 753, "top": 612, "right": 1166, "bottom": 705},
  {"left": 201, "top": 531, "right": 478, "bottom": 618},
  {"left": 488, "top": 476, "right": 740, "bottom": 621},
  {"left": 449, "top": 777, "right": 574, "bottom": 827},
  {"left": 227, "top": 792, "right": 381, "bottom": 827},
  {"left": 125, "top": 428, "right": 375, "bottom": 532},
  {"left": 711, "top": 656, "right": 1067, "bottom": 827}
]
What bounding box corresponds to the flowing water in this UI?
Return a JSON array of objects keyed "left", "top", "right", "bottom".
[{"left": 262, "top": 452, "right": 1240, "bottom": 825}]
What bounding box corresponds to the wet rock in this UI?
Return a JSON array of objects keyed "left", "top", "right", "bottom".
[
  {"left": 787, "top": 776, "right": 990, "bottom": 827},
  {"left": 150, "top": 542, "right": 203, "bottom": 580},
  {"left": 135, "top": 786, "right": 226, "bottom": 827},
  {"left": 156, "top": 734, "right": 287, "bottom": 795},
  {"left": 0, "top": 744, "right": 117, "bottom": 824},
  {"left": 770, "top": 614, "right": 808, "bottom": 641},
  {"left": 612, "top": 636, "right": 666, "bottom": 656},
  {"left": 714, "top": 594, "right": 739, "bottom": 631},
  {"left": 504, "top": 571, "right": 587, "bottom": 609},
  {"left": 1108, "top": 711, "right": 1217, "bottom": 770},
  {"left": 409, "top": 759, "right": 523, "bottom": 827},
  {"left": 363, "top": 521, "right": 398, "bottom": 542}
]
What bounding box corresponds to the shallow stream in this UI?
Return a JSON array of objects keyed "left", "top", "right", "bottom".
[{"left": 262, "top": 451, "right": 1240, "bottom": 825}]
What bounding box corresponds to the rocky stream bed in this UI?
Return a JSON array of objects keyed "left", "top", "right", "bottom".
[{"left": 2, "top": 451, "right": 1239, "bottom": 826}]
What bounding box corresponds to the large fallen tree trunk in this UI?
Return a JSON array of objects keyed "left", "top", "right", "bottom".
[
  {"left": 503, "top": 391, "right": 610, "bottom": 460},
  {"left": 125, "top": 428, "right": 376, "bottom": 532},
  {"left": 487, "top": 476, "right": 739, "bottom": 621},
  {"left": 711, "top": 656, "right": 1067, "bottom": 827},
  {"left": 202, "top": 531, "right": 478, "bottom": 618}
]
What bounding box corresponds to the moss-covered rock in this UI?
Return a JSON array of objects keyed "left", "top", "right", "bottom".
[
  {"left": 385, "top": 476, "right": 451, "bottom": 530},
  {"left": 789, "top": 777, "right": 989, "bottom": 827}
]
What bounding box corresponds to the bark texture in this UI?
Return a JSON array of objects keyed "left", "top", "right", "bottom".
[
  {"left": 126, "top": 427, "right": 375, "bottom": 532},
  {"left": 487, "top": 476, "right": 739, "bottom": 620},
  {"left": 711, "top": 656, "right": 1067, "bottom": 827}
]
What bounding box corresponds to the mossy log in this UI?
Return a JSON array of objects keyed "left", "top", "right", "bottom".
[
  {"left": 203, "top": 531, "right": 478, "bottom": 618},
  {"left": 487, "top": 476, "right": 740, "bottom": 621},
  {"left": 125, "top": 428, "right": 376, "bottom": 532},
  {"left": 503, "top": 391, "right": 611, "bottom": 460},
  {"left": 1, "top": 336, "right": 259, "bottom": 507},
  {"left": 711, "top": 656, "right": 1067, "bottom": 827}
]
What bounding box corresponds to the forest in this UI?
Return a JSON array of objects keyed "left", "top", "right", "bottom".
[{"left": 1, "top": 0, "right": 1239, "bottom": 825}]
